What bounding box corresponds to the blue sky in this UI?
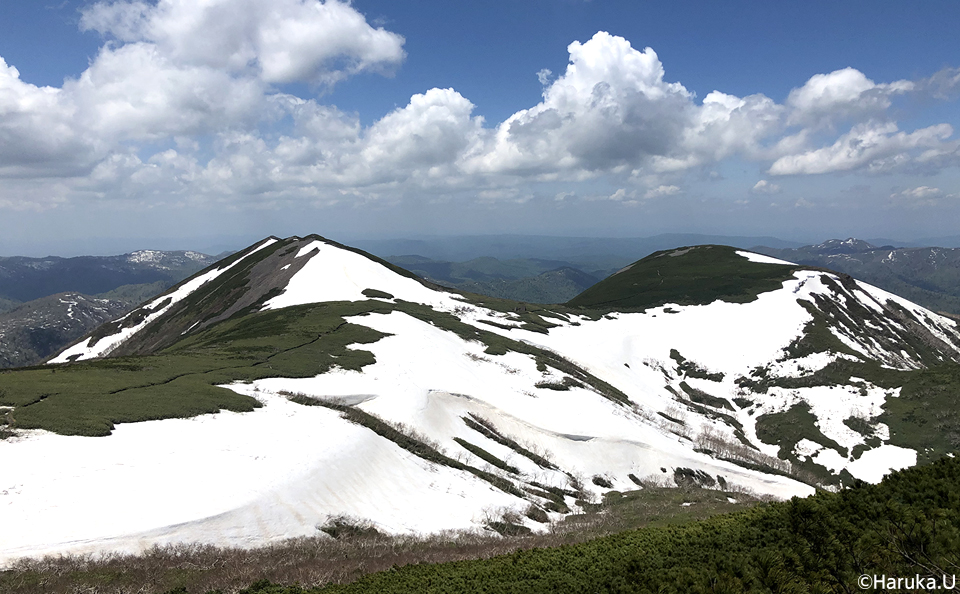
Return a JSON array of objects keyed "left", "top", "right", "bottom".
[{"left": 1, "top": 1, "right": 959, "bottom": 255}]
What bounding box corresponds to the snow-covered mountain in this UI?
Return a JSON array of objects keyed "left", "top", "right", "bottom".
[
  {"left": 754, "top": 238, "right": 960, "bottom": 317},
  {"left": 3, "top": 235, "right": 959, "bottom": 565}
]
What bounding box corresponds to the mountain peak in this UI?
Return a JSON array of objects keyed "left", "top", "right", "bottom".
[
  {"left": 808, "top": 238, "right": 878, "bottom": 255},
  {"left": 567, "top": 245, "right": 798, "bottom": 310},
  {"left": 6, "top": 236, "right": 960, "bottom": 563},
  {"left": 49, "top": 235, "right": 442, "bottom": 362}
]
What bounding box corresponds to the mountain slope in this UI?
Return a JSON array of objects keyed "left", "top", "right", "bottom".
[
  {"left": 567, "top": 245, "right": 800, "bottom": 310},
  {"left": 0, "top": 293, "right": 129, "bottom": 368},
  {"left": 754, "top": 238, "right": 960, "bottom": 317},
  {"left": 293, "top": 457, "right": 960, "bottom": 594},
  {"left": 0, "top": 250, "right": 220, "bottom": 367},
  {"left": 1, "top": 236, "right": 959, "bottom": 565}
]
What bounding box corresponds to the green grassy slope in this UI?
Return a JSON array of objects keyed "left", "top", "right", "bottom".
[
  {"left": 0, "top": 301, "right": 388, "bottom": 436},
  {"left": 567, "top": 245, "right": 799, "bottom": 310},
  {"left": 234, "top": 456, "right": 960, "bottom": 594}
]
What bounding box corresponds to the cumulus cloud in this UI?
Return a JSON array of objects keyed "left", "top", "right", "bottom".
[
  {"left": 0, "top": 58, "right": 99, "bottom": 177},
  {"left": 352, "top": 88, "right": 483, "bottom": 183},
  {"left": 79, "top": 0, "right": 405, "bottom": 86},
  {"left": 660, "top": 90, "right": 782, "bottom": 171},
  {"left": 769, "top": 121, "right": 954, "bottom": 175},
  {"left": 888, "top": 186, "right": 944, "bottom": 208},
  {"left": 67, "top": 43, "right": 267, "bottom": 140},
  {"left": 786, "top": 67, "right": 913, "bottom": 127},
  {"left": 751, "top": 180, "right": 781, "bottom": 194},
  {"left": 465, "top": 32, "right": 695, "bottom": 177},
  {"left": 2, "top": 18, "right": 959, "bottom": 213},
  {"left": 0, "top": 0, "right": 403, "bottom": 187}
]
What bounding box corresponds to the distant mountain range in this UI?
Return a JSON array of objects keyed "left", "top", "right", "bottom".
[
  {"left": 4, "top": 236, "right": 960, "bottom": 368},
  {"left": 0, "top": 250, "right": 218, "bottom": 367},
  {"left": 385, "top": 255, "right": 604, "bottom": 304},
  {"left": 754, "top": 239, "right": 960, "bottom": 318},
  {"left": 356, "top": 233, "right": 808, "bottom": 271},
  {"left": 0, "top": 250, "right": 219, "bottom": 306},
  {"left": 2, "top": 235, "right": 958, "bottom": 564}
]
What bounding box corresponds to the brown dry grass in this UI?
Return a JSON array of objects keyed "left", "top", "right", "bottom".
[
  {"left": 0, "top": 485, "right": 758, "bottom": 594},
  {"left": 2, "top": 532, "right": 582, "bottom": 594}
]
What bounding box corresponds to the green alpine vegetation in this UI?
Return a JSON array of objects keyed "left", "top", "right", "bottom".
[
  {"left": 567, "top": 245, "right": 800, "bottom": 310},
  {"left": 0, "top": 301, "right": 387, "bottom": 436}
]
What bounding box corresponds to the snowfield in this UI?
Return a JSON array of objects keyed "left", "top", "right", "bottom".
[
  {"left": 4, "top": 238, "right": 959, "bottom": 566},
  {"left": 263, "top": 240, "right": 452, "bottom": 310},
  {"left": 735, "top": 250, "right": 795, "bottom": 266},
  {"left": 0, "top": 392, "right": 522, "bottom": 564},
  {"left": 242, "top": 310, "right": 811, "bottom": 497}
]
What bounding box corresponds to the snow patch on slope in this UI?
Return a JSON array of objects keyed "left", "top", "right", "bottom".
[
  {"left": 18, "top": 239, "right": 958, "bottom": 564},
  {"left": 264, "top": 240, "right": 449, "bottom": 310},
  {"left": 736, "top": 250, "right": 795, "bottom": 265},
  {"left": 456, "top": 269, "right": 926, "bottom": 483},
  {"left": 261, "top": 239, "right": 535, "bottom": 333},
  {"left": 512, "top": 271, "right": 821, "bottom": 385},
  {"left": 0, "top": 390, "right": 521, "bottom": 565},
  {"left": 244, "top": 310, "right": 814, "bottom": 501},
  {"left": 814, "top": 444, "right": 917, "bottom": 483},
  {"left": 50, "top": 239, "right": 278, "bottom": 363}
]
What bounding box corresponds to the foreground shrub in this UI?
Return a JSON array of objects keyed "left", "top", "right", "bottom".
[{"left": 308, "top": 456, "right": 960, "bottom": 593}]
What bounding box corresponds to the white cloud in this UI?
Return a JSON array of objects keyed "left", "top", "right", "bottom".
[
  {"left": 2, "top": 18, "right": 960, "bottom": 216},
  {"left": 900, "top": 186, "right": 941, "bottom": 199},
  {"left": 0, "top": 58, "right": 98, "bottom": 177},
  {"left": 751, "top": 180, "right": 781, "bottom": 194},
  {"left": 0, "top": 0, "right": 404, "bottom": 190},
  {"left": 888, "top": 186, "right": 943, "bottom": 208},
  {"left": 67, "top": 42, "right": 267, "bottom": 140},
  {"left": 79, "top": 0, "right": 405, "bottom": 86},
  {"left": 157, "top": 87, "right": 486, "bottom": 197},
  {"left": 352, "top": 88, "right": 484, "bottom": 183},
  {"left": 643, "top": 184, "right": 681, "bottom": 199},
  {"left": 664, "top": 90, "right": 782, "bottom": 170},
  {"left": 786, "top": 67, "right": 913, "bottom": 127},
  {"left": 604, "top": 188, "right": 643, "bottom": 203},
  {"left": 768, "top": 121, "right": 954, "bottom": 175},
  {"left": 464, "top": 32, "right": 695, "bottom": 177}
]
